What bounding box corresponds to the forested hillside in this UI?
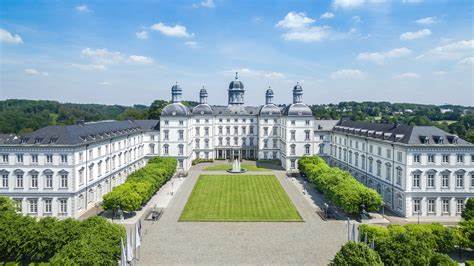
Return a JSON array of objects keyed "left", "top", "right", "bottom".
[
  {"left": 0, "top": 99, "right": 472, "bottom": 143},
  {"left": 310, "top": 102, "right": 473, "bottom": 143},
  {"left": 0, "top": 99, "right": 198, "bottom": 134}
]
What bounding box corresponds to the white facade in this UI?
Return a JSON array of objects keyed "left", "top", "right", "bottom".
[
  {"left": 329, "top": 121, "right": 473, "bottom": 219},
  {"left": 0, "top": 76, "right": 471, "bottom": 220}
]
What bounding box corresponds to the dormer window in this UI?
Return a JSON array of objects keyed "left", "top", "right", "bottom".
[{"left": 419, "top": 136, "right": 429, "bottom": 144}]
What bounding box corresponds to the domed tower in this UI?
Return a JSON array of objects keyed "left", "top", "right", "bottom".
[
  {"left": 171, "top": 82, "right": 182, "bottom": 103},
  {"left": 228, "top": 72, "right": 245, "bottom": 105},
  {"left": 265, "top": 87, "right": 274, "bottom": 105},
  {"left": 293, "top": 82, "right": 303, "bottom": 104},
  {"left": 199, "top": 86, "right": 208, "bottom": 104}
]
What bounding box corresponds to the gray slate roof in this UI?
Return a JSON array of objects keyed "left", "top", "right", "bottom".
[
  {"left": 0, "top": 120, "right": 159, "bottom": 146},
  {"left": 335, "top": 119, "right": 472, "bottom": 145},
  {"left": 314, "top": 120, "right": 339, "bottom": 131},
  {"left": 211, "top": 105, "right": 260, "bottom": 116}
]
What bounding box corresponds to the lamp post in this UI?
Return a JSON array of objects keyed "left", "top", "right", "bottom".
[{"left": 324, "top": 203, "right": 329, "bottom": 219}]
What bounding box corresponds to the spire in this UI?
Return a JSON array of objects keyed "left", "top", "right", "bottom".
[
  {"left": 199, "top": 85, "right": 208, "bottom": 104},
  {"left": 171, "top": 82, "right": 182, "bottom": 103},
  {"left": 293, "top": 82, "right": 303, "bottom": 104},
  {"left": 265, "top": 86, "right": 274, "bottom": 105},
  {"left": 235, "top": 72, "right": 239, "bottom": 80}
]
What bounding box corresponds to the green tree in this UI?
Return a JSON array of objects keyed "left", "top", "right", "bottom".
[
  {"left": 330, "top": 241, "right": 383, "bottom": 266},
  {"left": 462, "top": 198, "right": 474, "bottom": 221}
]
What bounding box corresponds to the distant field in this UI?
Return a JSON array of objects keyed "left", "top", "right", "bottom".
[
  {"left": 179, "top": 175, "right": 302, "bottom": 222},
  {"left": 203, "top": 163, "right": 267, "bottom": 171}
]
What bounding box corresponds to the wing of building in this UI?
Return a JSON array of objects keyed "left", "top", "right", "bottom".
[{"left": 0, "top": 74, "right": 472, "bottom": 220}]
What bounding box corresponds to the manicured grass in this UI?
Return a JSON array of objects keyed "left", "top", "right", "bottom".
[
  {"left": 203, "top": 163, "right": 267, "bottom": 171},
  {"left": 179, "top": 175, "right": 302, "bottom": 222}
]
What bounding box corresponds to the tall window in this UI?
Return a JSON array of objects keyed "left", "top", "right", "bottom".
[
  {"left": 413, "top": 199, "right": 420, "bottom": 214},
  {"left": 30, "top": 174, "right": 38, "bottom": 188},
  {"left": 427, "top": 174, "right": 435, "bottom": 188},
  {"left": 290, "top": 144, "right": 296, "bottom": 155},
  {"left": 60, "top": 174, "right": 68, "bottom": 188},
  {"left": 16, "top": 174, "right": 23, "bottom": 188},
  {"left": 413, "top": 154, "right": 421, "bottom": 163},
  {"left": 59, "top": 199, "right": 68, "bottom": 214},
  {"left": 28, "top": 199, "right": 38, "bottom": 214},
  {"left": 376, "top": 161, "right": 381, "bottom": 177},
  {"left": 17, "top": 154, "right": 23, "bottom": 163},
  {"left": 45, "top": 174, "right": 53, "bottom": 188},
  {"left": 396, "top": 168, "right": 402, "bottom": 185},
  {"left": 386, "top": 165, "right": 391, "bottom": 181},
  {"left": 178, "top": 130, "right": 184, "bottom": 140},
  {"left": 290, "top": 159, "right": 296, "bottom": 169},
  {"left": 290, "top": 131, "right": 296, "bottom": 141},
  {"left": 178, "top": 145, "right": 184, "bottom": 156},
  {"left": 79, "top": 169, "right": 84, "bottom": 185},
  {"left": 442, "top": 174, "right": 449, "bottom": 188},
  {"left": 428, "top": 154, "right": 435, "bottom": 163},
  {"left": 1, "top": 174, "right": 8, "bottom": 188},
  {"left": 164, "top": 130, "right": 169, "bottom": 140},
  {"left": 31, "top": 154, "right": 38, "bottom": 163},
  {"left": 456, "top": 174, "right": 464, "bottom": 188},
  {"left": 263, "top": 127, "right": 268, "bottom": 136},
  {"left": 457, "top": 154, "right": 464, "bottom": 163},
  {"left": 1, "top": 154, "right": 8, "bottom": 163},
  {"left": 61, "top": 154, "right": 68, "bottom": 164},
  {"left": 442, "top": 199, "right": 450, "bottom": 214},
  {"left": 44, "top": 199, "right": 52, "bottom": 214},
  {"left": 305, "top": 131, "right": 310, "bottom": 141},
  {"left": 413, "top": 174, "right": 420, "bottom": 188},
  {"left": 46, "top": 154, "right": 53, "bottom": 164},
  {"left": 163, "top": 145, "right": 169, "bottom": 155},
  {"left": 457, "top": 199, "right": 465, "bottom": 214},
  {"left": 305, "top": 145, "right": 310, "bottom": 155},
  {"left": 427, "top": 199, "right": 435, "bottom": 214},
  {"left": 442, "top": 154, "right": 449, "bottom": 163},
  {"left": 368, "top": 159, "right": 373, "bottom": 173}
]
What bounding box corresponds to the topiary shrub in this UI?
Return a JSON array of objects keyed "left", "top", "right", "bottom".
[{"left": 330, "top": 241, "right": 383, "bottom": 266}]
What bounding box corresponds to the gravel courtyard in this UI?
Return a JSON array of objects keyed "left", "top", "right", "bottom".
[{"left": 138, "top": 163, "right": 348, "bottom": 265}]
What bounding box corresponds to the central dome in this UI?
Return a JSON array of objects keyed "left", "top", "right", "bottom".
[{"left": 229, "top": 80, "right": 244, "bottom": 90}]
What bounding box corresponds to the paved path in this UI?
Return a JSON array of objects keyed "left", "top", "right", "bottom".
[{"left": 138, "top": 164, "right": 348, "bottom": 265}]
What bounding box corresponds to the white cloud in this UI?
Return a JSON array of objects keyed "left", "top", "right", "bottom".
[
  {"left": 276, "top": 12, "right": 341, "bottom": 42},
  {"left": 185, "top": 41, "right": 199, "bottom": 48},
  {"left": 282, "top": 26, "right": 331, "bottom": 42},
  {"left": 151, "top": 23, "right": 192, "bottom": 38},
  {"left": 76, "top": 5, "right": 90, "bottom": 12},
  {"left": 136, "top": 31, "right": 148, "bottom": 40},
  {"left": 0, "top": 28, "right": 23, "bottom": 44},
  {"left": 458, "top": 57, "right": 474, "bottom": 66},
  {"left": 357, "top": 47, "right": 411, "bottom": 64},
  {"left": 99, "top": 81, "right": 111, "bottom": 86},
  {"left": 276, "top": 12, "right": 315, "bottom": 29},
  {"left": 70, "top": 63, "right": 107, "bottom": 71},
  {"left": 417, "top": 40, "right": 474, "bottom": 60},
  {"left": 416, "top": 16, "right": 437, "bottom": 25},
  {"left": 226, "top": 68, "right": 286, "bottom": 79},
  {"left": 332, "top": 0, "right": 384, "bottom": 9},
  {"left": 400, "top": 29, "right": 431, "bottom": 40},
  {"left": 81, "top": 48, "right": 124, "bottom": 64},
  {"left": 193, "top": 0, "right": 215, "bottom": 8},
  {"left": 393, "top": 72, "right": 420, "bottom": 79},
  {"left": 330, "top": 69, "right": 366, "bottom": 80},
  {"left": 24, "top": 68, "right": 48, "bottom": 76},
  {"left": 128, "top": 55, "right": 153, "bottom": 64},
  {"left": 352, "top": 16, "right": 362, "bottom": 23},
  {"left": 320, "top": 12, "right": 335, "bottom": 19}
]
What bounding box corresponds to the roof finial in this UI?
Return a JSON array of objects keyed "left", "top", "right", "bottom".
[
  {"left": 296, "top": 81, "right": 299, "bottom": 85},
  {"left": 235, "top": 71, "right": 239, "bottom": 80}
]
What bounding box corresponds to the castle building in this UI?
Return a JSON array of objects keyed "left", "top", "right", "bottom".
[{"left": 0, "top": 74, "right": 472, "bottom": 220}]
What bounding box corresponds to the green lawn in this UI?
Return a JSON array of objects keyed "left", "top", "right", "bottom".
[
  {"left": 179, "top": 175, "right": 302, "bottom": 222},
  {"left": 203, "top": 163, "right": 267, "bottom": 171}
]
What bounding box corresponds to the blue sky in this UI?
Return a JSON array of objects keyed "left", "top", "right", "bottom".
[{"left": 0, "top": 0, "right": 473, "bottom": 106}]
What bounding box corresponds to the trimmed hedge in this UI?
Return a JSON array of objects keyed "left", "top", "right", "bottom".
[
  {"left": 298, "top": 155, "right": 382, "bottom": 214},
  {"left": 358, "top": 223, "right": 457, "bottom": 265},
  {"left": 0, "top": 197, "right": 124, "bottom": 264},
  {"left": 102, "top": 157, "right": 177, "bottom": 212},
  {"left": 192, "top": 158, "right": 214, "bottom": 165},
  {"left": 330, "top": 241, "right": 383, "bottom": 266}
]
